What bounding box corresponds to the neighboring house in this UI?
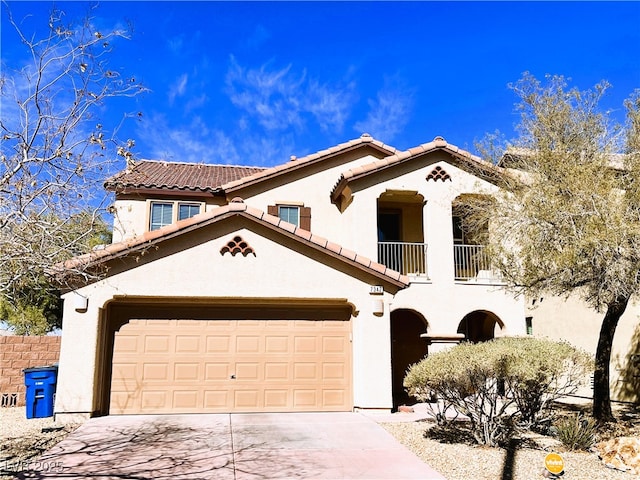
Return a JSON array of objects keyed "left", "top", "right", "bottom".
[{"left": 53, "top": 134, "right": 637, "bottom": 421}]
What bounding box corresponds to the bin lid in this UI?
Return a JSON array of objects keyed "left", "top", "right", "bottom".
[{"left": 23, "top": 365, "right": 58, "bottom": 373}]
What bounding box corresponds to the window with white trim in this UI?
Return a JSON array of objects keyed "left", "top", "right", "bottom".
[
  {"left": 149, "top": 201, "right": 203, "bottom": 231},
  {"left": 278, "top": 205, "right": 300, "bottom": 226}
]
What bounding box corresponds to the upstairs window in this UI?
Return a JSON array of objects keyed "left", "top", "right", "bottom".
[
  {"left": 150, "top": 202, "right": 174, "bottom": 231},
  {"left": 178, "top": 203, "right": 200, "bottom": 221},
  {"left": 278, "top": 205, "right": 300, "bottom": 226},
  {"left": 149, "top": 201, "right": 203, "bottom": 231},
  {"left": 268, "top": 203, "right": 311, "bottom": 231}
]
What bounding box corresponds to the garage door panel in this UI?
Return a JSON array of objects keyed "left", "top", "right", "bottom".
[
  {"left": 141, "top": 390, "right": 167, "bottom": 410},
  {"left": 176, "top": 335, "right": 202, "bottom": 353},
  {"left": 205, "top": 363, "right": 230, "bottom": 380},
  {"left": 293, "top": 390, "right": 317, "bottom": 407},
  {"left": 110, "top": 317, "right": 352, "bottom": 414},
  {"left": 206, "top": 335, "right": 231, "bottom": 353},
  {"left": 294, "top": 336, "right": 317, "bottom": 353},
  {"left": 264, "top": 362, "right": 288, "bottom": 380},
  {"left": 235, "top": 390, "right": 259, "bottom": 408},
  {"left": 116, "top": 336, "right": 139, "bottom": 352},
  {"left": 264, "top": 390, "right": 288, "bottom": 408},
  {"left": 265, "top": 336, "right": 288, "bottom": 352},
  {"left": 144, "top": 335, "right": 170, "bottom": 353},
  {"left": 236, "top": 336, "right": 260, "bottom": 353},
  {"left": 174, "top": 363, "right": 200, "bottom": 381},
  {"left": 204, "top": 390, "right": 228, "bottom": 408},
  {"left": 173, "top": 390, "right": 199, "bottom": 409}
]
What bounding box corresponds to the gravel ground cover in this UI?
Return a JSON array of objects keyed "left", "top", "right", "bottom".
[
  {"left": 381, "top": 421, "right": 635, "bottom": 480},
  {"left": 380, "top": 401, "right": 640, "bottom": 480},
  {"left": 0, "top": 408, "right": 82, "bottom": 480}
]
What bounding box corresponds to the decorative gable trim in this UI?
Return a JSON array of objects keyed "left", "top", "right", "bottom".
[
  {"left": 426, "top": 166, "right": 451, "bottom": 182},
  {"left": 220, "top": 236, "right": 255, "bottom": 257},
  {"left": 331, "top": 136, "right": 504, "bottom": 210}
]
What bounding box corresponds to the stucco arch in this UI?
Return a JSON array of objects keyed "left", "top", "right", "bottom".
[
  {"left": 390, "top": 308, "right": 429, "bottom": 409},
  {"left": 456, "top": 309, "right": 505, "bottom": 343}
]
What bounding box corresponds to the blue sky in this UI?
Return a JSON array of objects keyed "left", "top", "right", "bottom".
[{"left": 3, "top": 1, "right": 640, "bottom": 167}]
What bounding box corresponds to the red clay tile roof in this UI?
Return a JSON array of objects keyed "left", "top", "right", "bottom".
[
  {"left": 104, "top": 135, "right": 395, "bottom": 195},
  {"left": 220, "top": 134, "right": 397, "bottom": 193},
  {"left": 104, "top": 160, "right": 267, "bottom": 193},
  {"left": 330, "top": 136, "right": 501, "bottom": 204},
  {"left": 60, "top": 200, "right": 409, "bottom": 289}
]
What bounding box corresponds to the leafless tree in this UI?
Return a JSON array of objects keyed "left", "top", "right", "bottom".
[{"left": 0, "top": 3, "right": 145, "bottom": 300}]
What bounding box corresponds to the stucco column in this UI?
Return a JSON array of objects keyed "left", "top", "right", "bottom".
[
  {"left": 425, "top": 189, "right": 455, "bottom": 283},
  {"left": 55, "top": 287, "right": 111, "bottom": 422}
]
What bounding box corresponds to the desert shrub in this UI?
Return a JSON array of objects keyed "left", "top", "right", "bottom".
[
  {"left": 555, "top": 414, "right": 598, "bottom": 450},
  {"left": 499, "top": 337, "right": 593, "bottom": 429},
  {"left": 404, "top": 337, "right": 593, "bottom": 446}
]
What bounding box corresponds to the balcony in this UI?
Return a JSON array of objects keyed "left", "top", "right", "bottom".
[
  {"left": 377, "top": 242, "right": 428, "bottom": 276},
  {"left": 454, "top": 244, "right": 496, "bottom": 281}
]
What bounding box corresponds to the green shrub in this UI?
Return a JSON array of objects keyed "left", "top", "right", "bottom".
[
  {"left": 499, "top": 337, "right": 593, "bottom": 429},
  {"left": 555, "top": 414, "right": 598, "bottom": 450},
  {"left": 404, "top": 337, "right": 593, "bottom": 446}
]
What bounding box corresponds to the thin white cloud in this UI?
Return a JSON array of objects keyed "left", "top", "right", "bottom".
[
  {"left": 225, "top": 56, "right": 356, "bottom": 134},
  {"left": 355, "top": 79, "right": 414, "bottom": 142},
  {"left": 136, "top": 113, "right": 294, "bottom": 166},
  {"left": 168, "top": 73, "right": 188, "bottom": 105},
  {"left": 184, "top": 93, "right": 209, "bottom": 112},
  {"left": 307, "top": 80, "right": 357, "bottom": 132}
]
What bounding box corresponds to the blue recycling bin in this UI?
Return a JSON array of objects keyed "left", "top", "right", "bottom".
[{"left": 24, "top": 365, "right": 58, "bottom": 419}]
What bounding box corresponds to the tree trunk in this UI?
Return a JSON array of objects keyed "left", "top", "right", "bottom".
[{"left": 592, "top": 295, "right": 629, "bottom": 422}]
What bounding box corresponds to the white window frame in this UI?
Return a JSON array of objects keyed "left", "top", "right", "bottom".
[
  {"left": 277, "top": 204, "right": 300, "bottom": 227},
  {"left": 148, "top": 200, "right": 204, "bottom": 231}
]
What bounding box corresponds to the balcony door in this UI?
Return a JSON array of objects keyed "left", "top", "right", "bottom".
[
  {"left": 378, "top": 210, "right": 402, "bottom": 272},
  {"left": 378, "top": 210, "right": 402, "bottom": 242}
]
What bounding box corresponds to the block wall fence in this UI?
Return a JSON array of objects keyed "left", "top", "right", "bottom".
[{"left": 0, "top": 336, "right": 61, "bottom": 407}]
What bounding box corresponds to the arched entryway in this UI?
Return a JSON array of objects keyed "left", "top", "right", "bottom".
[
  {"left": 457, "top": 310, "right": 504, "bottom": 343},
  {"left": 390, "top": 309, "right": 429, "bottom": 410}
]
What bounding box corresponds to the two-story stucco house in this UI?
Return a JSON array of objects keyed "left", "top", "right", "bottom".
[
  {"left": 54, "top": 135, "right": 528, "bottom": 420},
  {"left": 53, "top": 134, "right": 638, "bottom": 421}
]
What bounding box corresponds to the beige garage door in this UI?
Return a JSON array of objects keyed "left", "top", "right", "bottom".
[{"left": 110, "top": 318, "right": 352, "bottom": 414}]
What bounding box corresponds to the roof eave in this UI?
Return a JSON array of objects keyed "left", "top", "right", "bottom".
[{"left": 59, "top": 205, "right": 409, "bottom": 291}]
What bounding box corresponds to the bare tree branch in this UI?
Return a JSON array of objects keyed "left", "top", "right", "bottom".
[{"left": 0, "top": 2, "right": 146, "bottom": 303}]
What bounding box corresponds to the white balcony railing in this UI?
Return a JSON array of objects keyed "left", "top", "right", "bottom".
[
  {"left": 377, "top": 242, "right": 428, "bottom": 276},
  {"left": 454, "top": 244, "right": 493, "bottom": 281}
]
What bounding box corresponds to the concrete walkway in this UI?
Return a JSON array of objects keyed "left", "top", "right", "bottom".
[{"left": 22, "top": 412, "right": 445, "bottom": 479}]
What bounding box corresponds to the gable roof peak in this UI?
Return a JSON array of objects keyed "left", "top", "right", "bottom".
[{"left": 220, "top": 135, "right": 397, "bottom": 193}]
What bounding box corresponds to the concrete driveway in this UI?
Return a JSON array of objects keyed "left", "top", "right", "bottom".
[{"left": 20, "top": 412, "right": 445, "bottom": 479}]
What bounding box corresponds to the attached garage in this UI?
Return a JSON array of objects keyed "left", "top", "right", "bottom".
[
  {"left": 55, "top": 204, "right": 408, "bottom": 420},
  {"left": 106, "top": 302, "right": 353, "bottom": 414}
]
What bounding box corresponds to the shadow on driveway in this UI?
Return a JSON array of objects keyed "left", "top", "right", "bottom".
[{"left": 9, "top": 412, "right": 445, "bottom": 479}]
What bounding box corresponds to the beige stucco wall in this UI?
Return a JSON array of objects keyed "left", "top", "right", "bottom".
[
  {"left": 528, "top": 294, "right": 640, "bottom": 403},
  {"left": 57, "top": 219, "right": 398, "bottom": 417},
  {"left": 108, "top": 150, "right": 527, "bottom": 352}
]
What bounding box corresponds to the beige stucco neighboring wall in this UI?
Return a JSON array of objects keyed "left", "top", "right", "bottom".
[
  {"left": 56, "top": 220, "right": 399, "bottom": 416},
  {"left": 527, "top": 294, "right": 640, "bottom": 403}
]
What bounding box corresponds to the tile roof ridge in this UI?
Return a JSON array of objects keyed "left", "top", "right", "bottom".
[
  {"left": 220, "top": 134, "right": 398, "bottom": 192},
  {"left": 132, "top": 159, "right": 267, "bottom": 169}
]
